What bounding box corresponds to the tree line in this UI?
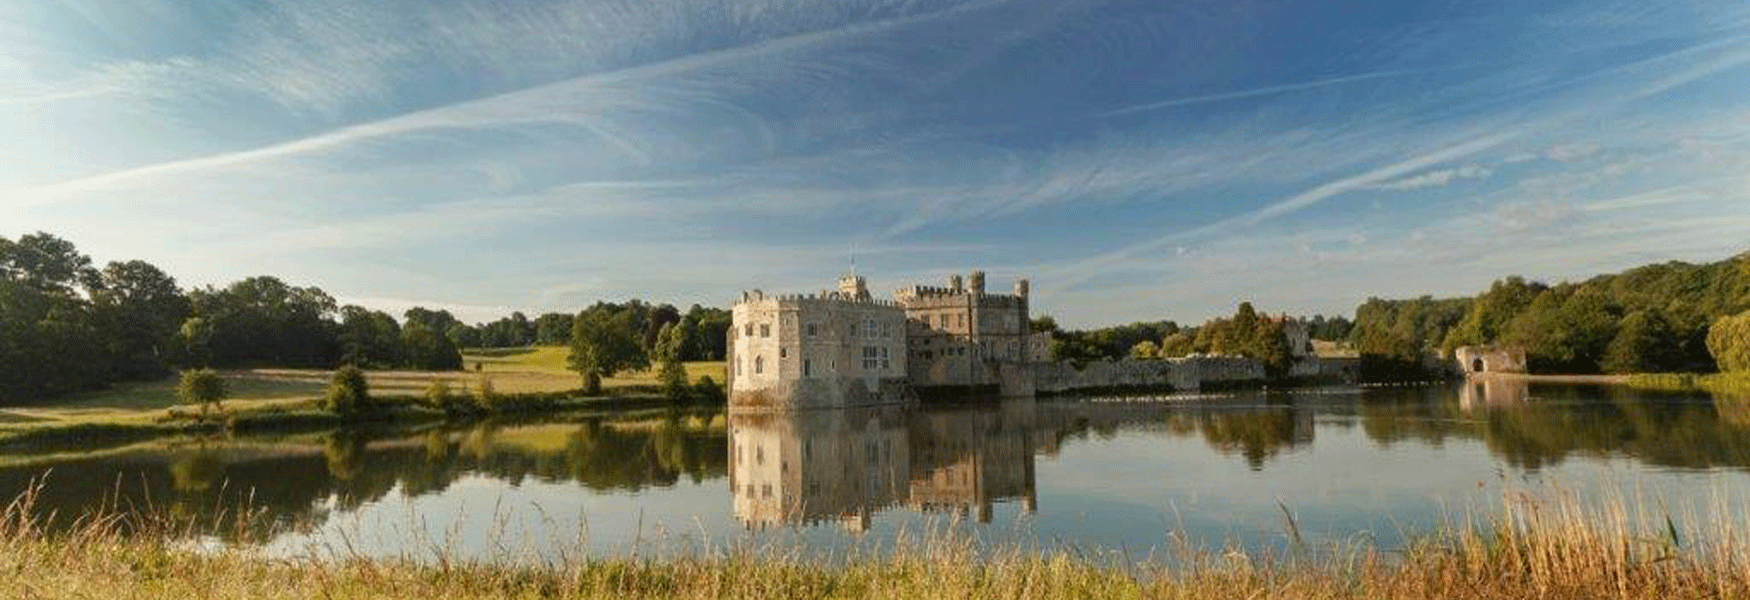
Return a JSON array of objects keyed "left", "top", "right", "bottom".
[
  {"left": 1349, "top": 251, "right": 1750, "bottom": 380},
  {"left": 1032, "top": 305, "right": 1349, "bottom": 379},
  {"left": 0, "top": 232, "right": 731, "bottom": 404}
]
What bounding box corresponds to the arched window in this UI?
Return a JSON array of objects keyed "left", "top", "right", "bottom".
[{"left": 755, "top": 355, "right": 765, "bottom": 374}]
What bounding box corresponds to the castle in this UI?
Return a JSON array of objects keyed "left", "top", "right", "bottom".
[
  {"left": 728, "top": 270, "right": 1337, "bottom": 410},
  {"left": 729, "top": 271, "right": 1041, "bottom": 409}
]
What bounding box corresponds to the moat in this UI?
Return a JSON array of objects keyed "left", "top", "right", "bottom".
[{"left": 5, "top": 381, "right": 1750, "bottom": 559}]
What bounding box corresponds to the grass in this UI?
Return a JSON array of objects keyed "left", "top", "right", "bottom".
[
  {"left": 2, "top": 488, "right": 1749, "bottom": 599},
  {"left": 1626, "top": 372, "right": 1750, "bottom": 395},
  {"left": 0, "top": 352, "right": 726, "bottom": 439}
]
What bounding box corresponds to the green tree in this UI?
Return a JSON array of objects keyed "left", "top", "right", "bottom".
[
  {"left": 175, "top": 368, "right": 228, "bottom": 416},
  {"left": 1129, "top": 340, "right": 1159, "bottom": 359},
  {"left": 1602, "top": 309, "right": 1676, "bottom": 374},
  {"left": 1444, "top": 276, "right": 1546, "bottom": 352},
  {"left": 176, "top": 317, "right": 214, "bottom": 368},
  {"left": 1710, "top": 311, "right": 1750, "bottom": 373},
  {"left": 402, "top": 322, "right": 463, "bottom": 370},
  {"left": 1159, "top": 332, "right": 1195, "bottom": 358},
  {"left": 322, "top": 365, "right": 372, "bottom": 416},
  {"left": 1251, "top": 319, "right": 1296, "bottom": 379},
  {"left": 91, "top": 260, "right": 190, "bottom": 379},
  {"left": 338, "top": 306, "right": 404, "bottom": 368},
  {"left": 569, "top": 305, "right": 648, "bottom": 395},
  {"left": 654, "top": 322, "right": 692, "bottom": 401}
]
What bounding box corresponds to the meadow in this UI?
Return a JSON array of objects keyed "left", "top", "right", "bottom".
[{"left": 0, "top": 347, "right": 725, "bottom": 443}]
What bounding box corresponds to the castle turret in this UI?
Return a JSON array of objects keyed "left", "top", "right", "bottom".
[
  {"left": 950, "top": 275, "right": 964, "bottom": 293},
  {"left": 838, "top": 274, "right": 870, "bottom": 301},
  {"left": 969, "top": 271, "right": 985, "bottom": 295},
  {"left": 1014, "top": 278, "right": 1029, "bottom": 299}
]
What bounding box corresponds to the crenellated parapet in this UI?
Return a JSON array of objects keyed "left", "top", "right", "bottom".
[{"left": 735, "top": 289, "right": 903, "bottom": 308}]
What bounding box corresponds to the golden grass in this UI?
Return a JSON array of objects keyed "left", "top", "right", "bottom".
[{"left": 3, "top": 486, "right": 1749, "bottom": 599}]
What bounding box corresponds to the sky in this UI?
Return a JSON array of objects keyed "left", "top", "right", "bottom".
[{"left": 4, "top": 0, "right": 1750, "bottom": 327}]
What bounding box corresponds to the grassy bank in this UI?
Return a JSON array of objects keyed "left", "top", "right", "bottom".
[
  {"left": 0, "top": 355, "right": 727, "bottom": 447},
  {"left": 3, "top": 490, "right": 1748, "bottom": 599},
  {"left": 1626, "top": 372, "right": 1750, "bottom": 395}
]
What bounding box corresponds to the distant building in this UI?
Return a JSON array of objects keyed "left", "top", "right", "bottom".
[
  {"left": 1453, "top": 345, "right": 1527, "bottom": 375},
  {"left": 727, "top": 275, "right": 909, "bottom": 410}
]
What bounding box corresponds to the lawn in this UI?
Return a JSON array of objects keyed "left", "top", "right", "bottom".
[{"left": 0, "top": 348, "right": 725, "bottom": 437}]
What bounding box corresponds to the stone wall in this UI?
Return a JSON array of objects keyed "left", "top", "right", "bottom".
[
  {"left": 1453, "top": 345, "right": 1527, "bottom": 374},
  {"left": 729, "top": 287, "right": 909, "bottom": 410},
  {"left": 1031, "top": 355, "right": 1265, "bottom": 394}
]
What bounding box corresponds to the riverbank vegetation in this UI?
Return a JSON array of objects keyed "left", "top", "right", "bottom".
[
  {"left": 1350, "top": 250, "right": 1750, "bottom": 380},
  {"left": 2, "top": 485, "right": 1747, "bottom": 599},
  {"left": 1, "top": 231, "right": 730, "bottom": 411}
]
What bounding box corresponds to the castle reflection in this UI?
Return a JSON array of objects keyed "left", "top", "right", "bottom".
[{"left": 728, "top": 402, "right": 1038, "bottom": 530}]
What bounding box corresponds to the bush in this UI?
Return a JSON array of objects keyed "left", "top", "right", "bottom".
[
  {"left": 1710, "top": 311, "right": 1750, "bottom": 373},
  {"left": 693, "top": 376, "right": 726, "bottom": 404},
  {"left": 175, "top": 368, "right": 228, "bottom": 415},
  {"left": 321, "top": 365, "right": 372, "bottom": 416}
]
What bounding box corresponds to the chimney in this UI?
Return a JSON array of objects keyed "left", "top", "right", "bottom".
[{"left": 969, "top": 270, "right": 986, "bottom": 294}]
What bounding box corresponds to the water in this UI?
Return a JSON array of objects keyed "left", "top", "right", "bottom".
[{"left": 5, "top": 381, "right": 1750, "bottom": 560}]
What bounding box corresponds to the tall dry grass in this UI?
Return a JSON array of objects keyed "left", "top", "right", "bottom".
[{"left": 2, "top": 484, "right": 1749, "bottom": 599}]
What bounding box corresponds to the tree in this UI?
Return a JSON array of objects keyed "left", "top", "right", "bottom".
[
  {"left": 654, "top": 322, "right": 690, "bottom": 401},
  {"left": 322, "top": 365, "right": 372, "bottom": 416},
  {"left": 1602, "top": 309, "right": 1676, "bottom": 374},
  {"left": 175, "top": 317, "right": 214, "bottom": 368},
  {"left": 0, "top": 232, "right": 99, "bottom": 295},
  {"left": 1251, "top": 319, "right": 1296, "bottom": 379},
  {"left": 1129, "top": 340, "right": 1159, "bottom": 359},
  {"left": 1710, "top": 311, "right": 1750, "bottom": 373},
  {"left": 338, "top": 306, "right": 404, "bottom": 368},
  {"left": 534, "top": 312, "right": 575, "bottom": 345},
  {"left": 91, "top": 260, "right": 190, "bottom": 379},
  {"left": 1159, "top": 332, "right": 1195, "bottom": 357},
  {"left": 403, "top": 323, "right": 463, "bottom": 371},
  {"left": 190, "top": 276, "right": 339, "bottom": 367},
  {"left": 569, "top": 305, "right": 649, "bottom": 394},
  {"left": 175, "top": 368, "right": 228, "bottom": 416}
]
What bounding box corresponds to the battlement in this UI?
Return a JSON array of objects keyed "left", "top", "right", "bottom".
[
  {"left": 734, "top": 289, "right": 903, "bottom": 308},
  {"left": 893, "top": 270, "right": 1029, "bottom": 304}
]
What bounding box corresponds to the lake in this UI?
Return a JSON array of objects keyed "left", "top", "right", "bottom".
[{"left": 4, "top": 380, "right": 1749, "bottom": 560}]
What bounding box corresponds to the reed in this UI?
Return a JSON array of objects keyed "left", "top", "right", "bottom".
[{"left": 1, "top": 485, "right": 1748, "bottom": 599}]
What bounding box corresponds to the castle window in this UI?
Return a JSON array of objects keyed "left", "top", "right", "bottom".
[
  {"left": 780, "top": 347, "right": 787, "bottom": 359},
  {"left": 755, "top": 355, "right": 764, "bottom": 374},
  {"left": 865, "top": 319, "right": 878, "bottom": 338},
  {"left": 760, "top": 324, "right": 770, "bottom": 338},
  {"left": 806, "top": 323, "right": 817, "bottom": 337},
  {"left": 938, "top": 314, "right": 949, "bottom": 328},
  {"left": 804, "top": 359, "right": 812, "bottom": 377},
  {"left": 957, "top": 314, "right": 965, "bottom": 328},
  {"left": 744, "top": 323, "right": 754, "bottom": 337},
  {"left": 862, "top": 346, "right": 879, "bottom": 370},
  {"left": 761, "top": 484, "right": 772, "bottom": 498}
]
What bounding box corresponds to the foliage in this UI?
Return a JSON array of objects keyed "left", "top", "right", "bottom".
[
  {"left": 321, "top": 365, "right": 372, "bottom": 416},
  {"left": 402, "top": 323, "right": 464, "bottom": 371},
  {"left": 174, "top": 368, "right": 228, "bottom": 414},
  {"left": 1039, "top": 317, "right": 1181, "bottom": 362},
  {"left": 473, "top": 375, "right": 500, "bottom": 411},
  {"left": 1711, "top": 311, "right": 1750, "bottom": 373},
  {"left": 190, "top": 276, "right": 339, "bottom": 368},
  {"left": 423, "top": 380, "right": 464, "bottom": 414},
  {"left": 1351, "top": 295, "right": 1472, "bottom": 382},
  {"left": 1129, "top": 340, "right": 1159, "bottom": 359},
  {"left": 1602, "top": 309, "right": 1677, "bottom": 374},
  {"left": 692, "top": 375, "right": 726, "bottom": 404},
  {"left": 338, "top": 306, "right": 403, "bottom": 368},
  {"left": 1356, "top": 252, "right": 1750, "bottom": 377},
  {"left": 568, "top": 303, "right": 650, "bottom": 389},
  {"left": 654, "top": 322, "right": 691, "bottom": 401}
]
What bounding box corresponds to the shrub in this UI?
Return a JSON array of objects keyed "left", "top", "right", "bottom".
[
  {"left": 175, "top": 368, "right": 228, "bottom": 416},
  {"left": 321, "top": 365, "right": 372, "bottom": 416},
  {"left": 693, "top": 376, "right": 726, "bottom": 404}
]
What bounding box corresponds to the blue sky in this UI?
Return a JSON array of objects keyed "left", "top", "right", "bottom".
[{"left": 4, "top": 0, "right": 1750, "bottom": 326}]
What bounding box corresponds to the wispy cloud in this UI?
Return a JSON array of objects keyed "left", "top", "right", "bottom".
[{"left": 1369, "top": 164, "right": 1493, "bottom": 191}]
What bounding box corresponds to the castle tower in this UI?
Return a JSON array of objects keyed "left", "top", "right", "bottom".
[
  {"left": 838, "top": 274, "right": 870, "bottom": 301},
  {"left": 969, "top": 271, "right": 985, "bottom": 295},
  {"left": 1014, "top": 278, "right": 1029, "bottom": 299}
]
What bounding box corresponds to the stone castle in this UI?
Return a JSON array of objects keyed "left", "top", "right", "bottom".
[{"left": 729, "top": 270, "right": 1342, "bottom": 410}]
